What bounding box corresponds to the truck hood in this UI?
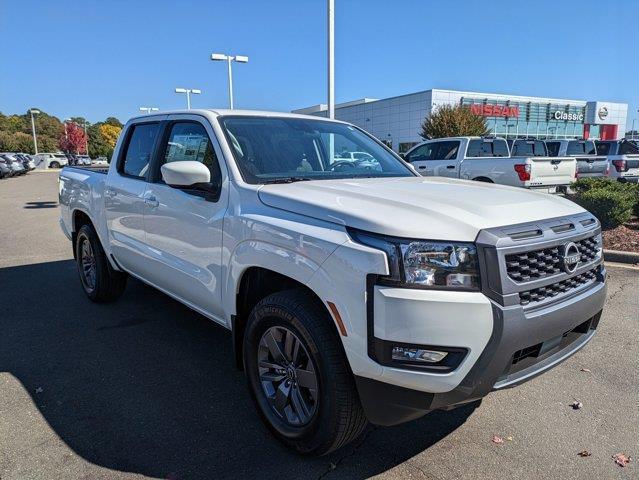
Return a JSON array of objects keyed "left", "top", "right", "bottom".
[{"left": 257, "top": 176, "right": 586, "bottom": 241}]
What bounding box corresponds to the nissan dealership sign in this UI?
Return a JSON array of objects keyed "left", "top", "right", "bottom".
[
  {"left": 553, "top": 111, "right": 584, "bottom": 122},
  {"left": 470, "top": 104, "right": 520, "bottom": 117}
]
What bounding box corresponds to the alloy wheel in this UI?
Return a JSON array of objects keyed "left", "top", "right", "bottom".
[
  {"left": 257, "top": 326, "right": 318, "bottom": 426},
  {"left": 80, "top": 238, "right": 96, "bottom": 291}
]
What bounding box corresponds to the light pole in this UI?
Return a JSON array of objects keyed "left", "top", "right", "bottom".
[
  {"left": 211, "top": 53, "right": 249, "bottom": 109},
  {"left": 29, "top": 109, "right": 40, "bottom": 155},
  {"left": 175, "top": 88, "right": 201, "bottom": 109},
  {"left": 327, "top": 0, "right": 335, "bottom": 119},
  {"left": 139, "top": 107, "right": 159, "bottom": 115}
]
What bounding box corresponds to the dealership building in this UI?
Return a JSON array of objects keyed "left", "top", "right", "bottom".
[{"left": 293, "top": 88, "right": 628, "bottom": 153}]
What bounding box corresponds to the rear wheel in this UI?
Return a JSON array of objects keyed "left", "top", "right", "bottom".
[
  {"left": 49, "top": 161, "right": 60, "bottom": 169},
  {"left": 243, "top": 289, "right": 367, "bottom": 455},
  {"left": 75, "top": 224, "right": 127, "bottom": 302}
]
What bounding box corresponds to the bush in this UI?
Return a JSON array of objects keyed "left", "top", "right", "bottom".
[
  {"left": 571, "top": 177, "right": 636, "bottom": 194},
  {"left": 574, "top": 188, "right": 635, "bottom": 229}
]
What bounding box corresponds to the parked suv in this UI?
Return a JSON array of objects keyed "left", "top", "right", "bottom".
[
  {"left": 595, "top": 139, "right": 639, "bottom": 183},
  {"left": 59, "top": 110, "right": 606, "bottom": 455}
]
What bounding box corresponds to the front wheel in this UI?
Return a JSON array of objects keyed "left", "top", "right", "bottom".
[
  {"left": 243, "top": 289, "right": 367, "bottom": 455},
  {"left": 75, "top": 224, "right": 127, "bottom": 302},
  {"left": 49, "top": 161, "right": 60, "bottom": 169}
]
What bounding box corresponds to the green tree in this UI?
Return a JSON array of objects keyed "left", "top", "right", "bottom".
[{"left": 420, "top": 104, "right": 489, "bottom": 139}]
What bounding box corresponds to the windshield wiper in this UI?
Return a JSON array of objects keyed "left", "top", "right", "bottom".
[{"left": 262, "top": 176, "right": 313, "bottom": 184}]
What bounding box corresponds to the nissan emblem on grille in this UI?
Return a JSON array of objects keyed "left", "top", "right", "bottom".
[{"left": 560, "top": 242, "right": 581, "bottom": 274}]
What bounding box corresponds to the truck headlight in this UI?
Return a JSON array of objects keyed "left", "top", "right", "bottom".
[{"left": 349, "top": 229, "right": 480, "bottom": 290}]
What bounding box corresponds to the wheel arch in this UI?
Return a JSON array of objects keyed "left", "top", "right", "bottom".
[
  {"left": 232, "top": 265, "right": 339, "bottom": 371},
  {"left": 472, "top": 176, "right": 494, "bottom": 183}
]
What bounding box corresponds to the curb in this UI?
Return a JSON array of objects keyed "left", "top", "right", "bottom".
[{"left": 604, "top": 249, "right": 639, "bottom": 265}]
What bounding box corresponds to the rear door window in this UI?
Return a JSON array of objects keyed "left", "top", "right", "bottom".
[
  {"left": 567, "top": 140, "right": 596, "bottom": 155},
  {"left": 619, "top": 141, "right": 639, "bottom": 155},
  {"left": 546, "top": 141, "right": 560, "bottom": 157},
  {"left": 120, "top": 123, "right": 160, "bottom": 178}
]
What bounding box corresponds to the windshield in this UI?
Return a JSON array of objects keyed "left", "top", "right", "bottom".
[
  {"left": 511, "top": 140, "right": 547, "bottom": 157},
  {"left": 219, "top": 116, "right": 413, "bottom": 184},
  {"left": 567, "top": 140, "right": 597, "bottom": 155}
]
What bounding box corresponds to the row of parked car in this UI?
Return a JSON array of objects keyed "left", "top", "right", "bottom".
[
  {"left": 0, "top": 152, "right": 110, "bottom": 174},
  {"left": 401, "top": 137, "right": 639, "bottom": 193},
  {"left": 0, "top": 153, "right": 37, "bottom": 178}
]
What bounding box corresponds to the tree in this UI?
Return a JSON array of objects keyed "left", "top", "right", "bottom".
[
  {"left": 99, "top": 123, "right": 122, "bottom": 150},
  {"left": 59, "top": 122, "right": 87, "bottom": 154},
  {"left": 420, "top": 104, "right": 489, "bottom": 139}
]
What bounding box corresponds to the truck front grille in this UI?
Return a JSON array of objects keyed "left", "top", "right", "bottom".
[
  {"left": 505, "top": 235, "right": 599, "bottom": 282},
  {"left": 518, "top": 267, "right": 598, "bottom": 306}
]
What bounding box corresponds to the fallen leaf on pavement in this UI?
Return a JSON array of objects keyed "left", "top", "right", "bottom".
[
  {"left": 570, "top": 401, "right": 583, "bottom": 410},
  {"left": 580, "top": 368, "right": 591, "bottom": 373},
  {"left": 506, "top": 436, "right": 513, "bottom": 441},
  {"left": 492, "top": 435, "right": 504, "bottom": 444},
  {"left": 35, "top": 387, "right": 43, "bottom": 394},
  {"left": 578, "top": 450, "right": 592, "bottom": 457},
  {"left": 612, "top": 453, "right": 631, "bottom": 467}
]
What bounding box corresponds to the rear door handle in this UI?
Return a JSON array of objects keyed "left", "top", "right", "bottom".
[
  {"left": 418, "top": 165, "right": 426, "bottom": 169},
  {"left": 144, "top": 195, "right": 159, "bottom": 208},
  {"left": 446, "top": 165, "right": 456, "bottom": 169}
]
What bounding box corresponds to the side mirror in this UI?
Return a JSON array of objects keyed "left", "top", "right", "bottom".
[
  {"left": 161, "top": 161, "right": 211, "bottom": 187},
  {"left": 399, "top": 153, "right": 406, "bottom": 159}
]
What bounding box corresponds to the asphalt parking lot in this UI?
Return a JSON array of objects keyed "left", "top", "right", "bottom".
[{"left": 0, "top": 172, "right": 637, "bottom": 480}]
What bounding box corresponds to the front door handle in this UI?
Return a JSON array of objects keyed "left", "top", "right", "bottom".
[
  {"left": 144, "top": 195, "right": 159, "bottom": 208},
  {"left": 418, "top": 165, "right": 426, "bottom": 169},
  {"left": 446, "top": 165, "right": 456, "bottom": 169}
]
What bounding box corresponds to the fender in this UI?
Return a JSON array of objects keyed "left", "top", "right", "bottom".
[{"left": 224, "top": 239, "right": 325, "bottom": 321}]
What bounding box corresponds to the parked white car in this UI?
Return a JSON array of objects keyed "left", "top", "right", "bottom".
[
  {"left": 545, "top": 139, "right": 609, "bottom": 180},
  {"left": 58, "top": 110, "right": 606, "bottom": 455},
  {"left": 404, "top": 137, "right": 576, "bottom": 193},
  {"left": 33, "top": 152, "right": 69, "bottom": 169},
  {"left": 595, "top": 139, "right": 639, "bottom": 183}
]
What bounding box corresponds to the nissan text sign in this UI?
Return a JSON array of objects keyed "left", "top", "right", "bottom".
[
  {"left": 470, "top": 104, "right": 520, "bottom": 117},
  {"left": 553, "top": 111, "right": 584, "bottom": 122}
]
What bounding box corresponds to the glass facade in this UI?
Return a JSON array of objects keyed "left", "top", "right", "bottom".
[{"left": 461, "top": 97, "right": 589, "bottom": 140}]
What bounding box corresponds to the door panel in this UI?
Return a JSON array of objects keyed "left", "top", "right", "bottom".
[
  {"left": 141, "top": 117, "right": 229, "bottom": 321},
  {"left": 105, "top": 121, "right": 162, "bottom": 273}
]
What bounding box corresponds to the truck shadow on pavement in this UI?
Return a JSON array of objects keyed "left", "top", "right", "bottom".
[{"left": 0, "top": 259, "right": 479, "bottom": 480}]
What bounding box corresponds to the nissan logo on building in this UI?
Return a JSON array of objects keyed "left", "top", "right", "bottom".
[
  {"left": 561, "top": 242, "right": 581, "bottom": 274},
  {"left": 598, "top": 106, "right": 609, "bottom": 120}
]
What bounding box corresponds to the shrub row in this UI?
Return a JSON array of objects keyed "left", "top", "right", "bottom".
[{"left": 571, "top": 178, "right": 638, "bottom": 230}]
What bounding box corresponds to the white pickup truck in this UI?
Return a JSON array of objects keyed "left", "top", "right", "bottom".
[
  {"left": 404, "top": 137, "right": 576, "bottom": 193},
  {"left": 59, "top": 110, "right": 606, "bottom": 455},
  {"left": 546, "top": 139, "right": 609, "bottom": 180},
  {"left": 595, "top": 139, "right": 639, "bottom": 183}
]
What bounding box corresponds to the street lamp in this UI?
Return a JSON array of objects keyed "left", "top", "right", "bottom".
[
  {"left": 210, "top": 53, "right": 249, "bottom": 109},
  {"left": 139, "top": 107, "right": 159, "bottom": 115},
  {"left": 175, "top": 88, "right": 201, "bottom": 109},
  {"left": 29, "top": 109, "right": 40, "bottom": 155},
  {"left": 327, "top": 0, "right": 335, "bottom": 119}
]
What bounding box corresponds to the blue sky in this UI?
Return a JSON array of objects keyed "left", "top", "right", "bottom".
[{"left": 1, "top": 0, "right": 637, "bottom": 129}]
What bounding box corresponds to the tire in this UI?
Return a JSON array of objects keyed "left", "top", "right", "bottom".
[
  {"left": 75, "top": 224, "right": 127, "bottom": 302},
  {"left": 50, "top": 161, "right": 60, "bottom": 169},
  {"left": 243, "top": 289, "right": 367, "bottom": 455}
]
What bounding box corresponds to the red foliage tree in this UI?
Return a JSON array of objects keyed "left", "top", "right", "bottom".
[{"left": 58, "top": 122, "right": 87, "bottom": 154}]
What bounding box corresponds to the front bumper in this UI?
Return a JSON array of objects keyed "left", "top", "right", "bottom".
[{"left": 355, "top": 267, "right": 606, "bottom": 426}]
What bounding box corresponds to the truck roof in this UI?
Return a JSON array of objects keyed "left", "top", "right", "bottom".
[{"left": 128, "top": 108, "right": 342, "bottom": 123}]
